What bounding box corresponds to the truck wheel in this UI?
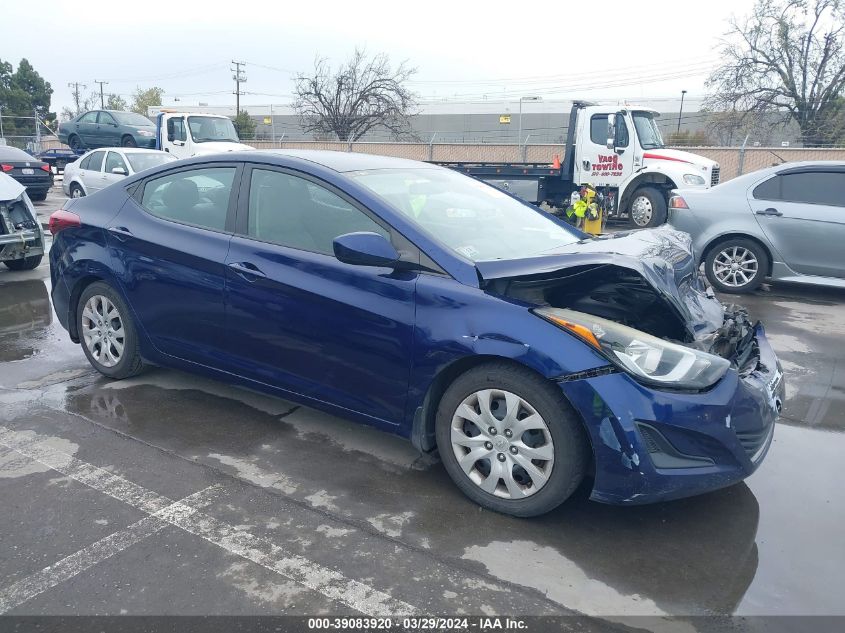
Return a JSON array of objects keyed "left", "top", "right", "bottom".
[
  {"left": 628, "top": 187, "right": 667, "bottom": 228},
  {"left": 68, "top": 135, "right": 83, "bottom": 151},
  {"left": 4, "top": 255, "right": 43, "bottom": 271},
  {"left": 121, "top": 136, "right": 137, "bottom": 148}
]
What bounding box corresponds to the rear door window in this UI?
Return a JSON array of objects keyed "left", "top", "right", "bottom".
[
  {"left": 780, "top": 172, "right": 845, "bottom": 207},
  {"left": 86, "top": 151, "right": 105, "bottom": 172},
  {"left": 140, "top": 166, "right": 237, "bottom": 232}
]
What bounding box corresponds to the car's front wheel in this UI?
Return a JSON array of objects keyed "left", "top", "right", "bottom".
[
  {"left": 705, "top": 238, "right": 769, "bottom": 294},
  {"left": 121, "top": 135, "right": 137, "bottom": 148},
  {"left": 435, "top": 363, "right": 589, "bottom": 517},
  {"left": 77, "top": 282, "right": 144, "bottom": 379}
]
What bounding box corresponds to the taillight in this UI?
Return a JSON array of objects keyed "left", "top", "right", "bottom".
[
  {"left": 40, "top": 164, "right": 51, "bottom": 172},
  {"left": 1, "top": 164, "right": 12, "bottom": 172},
  {"left": 48, "top": 209, "right": 81, "bottom": 235},
  {"left": 669, "top": 195, "right": 689, "bottom": 209}
]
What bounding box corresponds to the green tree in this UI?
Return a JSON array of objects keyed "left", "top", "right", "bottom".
[
  {"left": 0, "top": 57, "right": 54, "bottom": 137},
  {"left": 232, "top": 110, "right": 256, "bottom": 139},
  {"left": 106, "top": 94, "right": 128, "bottom": 111},
  {"left": 130, "top": 86, "right": 164, "bottom": 116}
]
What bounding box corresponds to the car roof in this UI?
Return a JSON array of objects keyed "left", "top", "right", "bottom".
[{"left": 254, "top": 149, "right": 437, "bottom": 173}]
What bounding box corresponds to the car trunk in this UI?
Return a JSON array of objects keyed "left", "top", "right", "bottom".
[{"left": 478, "top": 226, "right": 757, "bottom": 371}]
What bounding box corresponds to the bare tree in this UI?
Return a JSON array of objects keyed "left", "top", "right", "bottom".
[
  {"left": 294, "top": 49, "right": 417, "bottom": 141},
  {"left": 706, "top": 0, "right": 845, "bottom": 146}
]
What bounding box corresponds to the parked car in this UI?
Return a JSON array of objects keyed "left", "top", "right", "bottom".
[
  {"left": 668, "top": 161, "right": 845, "bottom": 293},
  {"left": 63, "top": 148, "right": 177, "bottom": 198},
  {"left": 48, "top": 151, "right": 783, "bottom": 516},
  {"left": 0, "top": 146, "right": 53, "bottom": 201},
  {"left": 36, "top": 147, "right": 82, "bottom": 173},
  {"left": 58, "top": 110, "right": 157, "bottom": 151},
  {"left": 0, "top": 173, "right": 46, "bottom": 270}
]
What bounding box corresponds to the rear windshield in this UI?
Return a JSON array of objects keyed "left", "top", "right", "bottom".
[{"left": 0, "top": 147, "right": 36, "bottom": 161}]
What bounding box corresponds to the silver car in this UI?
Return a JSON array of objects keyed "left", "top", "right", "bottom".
[
  {"left": 62, "top": 148, "right": 176, "bottom": 198},
  {"left": 667, "top": 161, "right": 845, "bottom": 293}
]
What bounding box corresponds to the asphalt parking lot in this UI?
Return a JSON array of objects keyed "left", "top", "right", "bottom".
[{"left": 1, "top": 184, "right": 843, "bottom": 628}]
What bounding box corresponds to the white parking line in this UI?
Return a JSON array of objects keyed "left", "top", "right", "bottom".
[
  {"left": 0, "top": 426, "right": 417, "bottom": 616},
  {"left": 0, "top": 485, "right": 223, "bottom": 614}
]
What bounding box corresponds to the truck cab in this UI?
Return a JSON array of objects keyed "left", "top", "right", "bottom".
[
  {"left": 151, "top": 110, "right": 254, "bottom": 159},
  {"left": 571, "top": 105, "right": 720, "bottom": 227}
]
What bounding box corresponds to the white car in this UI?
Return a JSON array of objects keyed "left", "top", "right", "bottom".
[{"left": 62, "top": 148, "right": 177, "bottom": 198}]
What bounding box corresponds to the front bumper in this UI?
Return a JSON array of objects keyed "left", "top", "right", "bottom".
[
  {"left": 561, "top": 323, "right": 783, "bottom": 504},
  {"left": 136, "top": 135, "right": 157, "bottom": 148}
]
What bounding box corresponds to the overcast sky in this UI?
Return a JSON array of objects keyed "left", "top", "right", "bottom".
[{"left": 3, "top": 0, "right": 758, "bottom": 114}]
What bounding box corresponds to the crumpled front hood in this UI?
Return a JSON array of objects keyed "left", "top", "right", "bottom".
[{"left": 476, "top": 226, "right": 725, "bottom": 341}]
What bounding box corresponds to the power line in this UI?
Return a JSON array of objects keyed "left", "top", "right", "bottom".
[
  {"left": 94, "top": 80, "right": 109, "bottom": 109},
  {"left": 68, "top": 82, "right": 87, "bottom": 115},
  {"left": 231, "top": 61, "right": 247, "bottom": 114}
]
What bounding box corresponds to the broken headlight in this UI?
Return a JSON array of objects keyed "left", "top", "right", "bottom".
[{"left": 535, "top": 307, "right": 731, "bottom": 390}]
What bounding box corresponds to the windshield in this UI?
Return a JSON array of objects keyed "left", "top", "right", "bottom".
[
  {"left": 126, "top": 152, "right": 177, "bottom": 173},
  {"left": 632, "top": 112, "right": 665, "bottom": 149},
  {"left": 187, "top": 116, "right": 239, "bottom": 143},
  {"left": 113, "top": 112, "right": 154, "bottom": 127},
  {"left": 350, "top": 168, "right": 581, "bottom": 262}
]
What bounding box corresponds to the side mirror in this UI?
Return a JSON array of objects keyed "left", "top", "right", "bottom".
[
  {"left": 333, "top": 232, "right": 399, "bottom": 267},
  {"left": 606, "top": 114, "right": 615, "bottom": 150},
  {"left": 111, "top": 167, "right": 127, "bottom": 175}
]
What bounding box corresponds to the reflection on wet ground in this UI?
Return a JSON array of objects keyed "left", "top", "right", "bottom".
[{"left": 0, "top": 265, "right": 843, "bottom": 617}]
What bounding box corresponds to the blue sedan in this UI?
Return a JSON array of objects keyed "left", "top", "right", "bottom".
[{"left": 48, "top": 151, "right": 783, "bottom": 516}]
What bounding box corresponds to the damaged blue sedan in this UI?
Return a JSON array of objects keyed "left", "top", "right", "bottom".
[{"left": 48, "top": 151, "right": 783, "bottom": 516}]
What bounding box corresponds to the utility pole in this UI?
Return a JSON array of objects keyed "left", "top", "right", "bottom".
[
  {"left": 94, "top": 80, "right": 109, "bottom": 108},
  {"left": 231, "top": 61, "right": 246, "bottom": 114},
  {"left": 68, "top": 82, "right": 87, "bottom": 115},
  {"left": 677, "top": 89, "right": 687, "bottom": 134}
]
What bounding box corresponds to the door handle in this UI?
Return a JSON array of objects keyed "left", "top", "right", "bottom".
[
  {"left": 228, "top": 261, "right": 266, "bottom": 279},
  {"left": 755, "top": 208, "right": 783, "bottom": 217},
  {"left": 107, "top": 226, "right": 133, "bottom": 240}
]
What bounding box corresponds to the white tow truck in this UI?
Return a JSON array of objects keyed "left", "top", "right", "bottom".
[
  {"left": 147, "top": 108, "right": 254, "bottom": 159},
  {"left": 435, "top": 101, "right": 720, "bottom": 228}
]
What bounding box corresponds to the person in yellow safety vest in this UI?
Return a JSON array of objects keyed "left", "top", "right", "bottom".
[{"left": 565, "top": 185, "right": 603, "bottom": 235}]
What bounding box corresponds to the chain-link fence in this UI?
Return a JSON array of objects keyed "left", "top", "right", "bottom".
[{"left": 0, "top": 114, "right": 60, "bottom": 154}]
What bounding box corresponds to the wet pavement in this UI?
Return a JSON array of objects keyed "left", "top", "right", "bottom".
[{"left": 0, "top": 210, "right": 843, "bottom": 626}]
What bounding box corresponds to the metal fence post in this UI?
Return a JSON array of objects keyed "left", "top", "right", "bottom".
[
  {"left": 428, "top": 132, "right": 436, "bottom": 161},
  {"left": 737, "top": 134, "right": 749, "bottom": 177},
  {"left": 521, "top": 134, "right": 531, "bottom": 162}
]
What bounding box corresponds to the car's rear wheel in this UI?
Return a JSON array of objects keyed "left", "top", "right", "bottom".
[
  {"left": 4, "top": 255, "right": 43, "bottom": 271},
  {"left": 69, "top": 183, "right": 85, "bottom": 198},
  {"left": 76, "top": 282, "right": 144, "bottom": 379},
  {"left": 68, "top": 135, "right": 83, "bottom": 151},
  {"left": 435, "top": 362, "right": 589, "bottom": 517},
  {"left": 121, "top": 135, "right": 137, "bottom": 148},
  {"left": 628, "top": 187, "right": 667, "bottom": 228},
  {"left": 705, "top": 238, "right": 769, "bottom": 294}
]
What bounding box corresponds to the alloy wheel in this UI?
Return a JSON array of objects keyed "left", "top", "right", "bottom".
[
  {"left": 81, "top": 295, "right": 125, "bottom": 368},
  {"left": 712, "top": 246, "right": 759, "bottom": 288},
  {"left": 450, "top": 389, "right": 555, "bottom": 499}
]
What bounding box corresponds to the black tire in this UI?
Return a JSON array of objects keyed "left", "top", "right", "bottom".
[
  {"left": 435, "top": 362, "right": 590, "bottom": 517},
  {"left": 627, "top": 186, "right": 667, "bottom": 228},
  {"left": 68, "top": 134, "right": 83, "bottom": 152},
  {"left": 704, "top": 238, "right": 769, "bottom": 294},
  {"left": 29, "top": 191, "right": 48, "bottom": 201},
  {"left": 69, "top": 182, "right": 85, "bottom": 198},
  {"left": 4, "top": 255, "right": 43, "bottom": 271},
  {"left": 121, "top": 135, "right": 137, "bottom": 148},
  {"left": 76, "top": 281, "right": 144, "bottom": 379}
]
